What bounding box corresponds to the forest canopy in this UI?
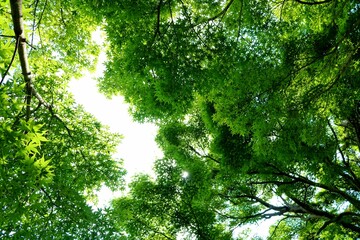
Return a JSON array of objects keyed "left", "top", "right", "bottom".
[{"left": 1, "top": 0, "right": 360, "bottom": 239}]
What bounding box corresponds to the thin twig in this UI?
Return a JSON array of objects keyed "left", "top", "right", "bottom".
[
  {"left": 31, "top": 0, "right": 39, "bottom": 48},
  {"left": 187, "top": 144, "right": 220, "bottom": 163},
  {"left": 35, "top": 0, "right": 48, "bottom": 46},
  {"left": 279, "top": 0, "right": 286, "bottom": 21},
  {"left": 327, "top": 120, "right": 347, "bottom": 164},
  {"left": 294, "top": 0, "right": 333, "bottom": 5},
  {"left": 30, "top": 84, "right": 90, "bottom": 163},
  {"left": 1, "top": 36, "right": 20, "bottom": 85},
  {"left": 268, "top": 217, "right": 288, "bottom": 239},
  {"left": 198, "top": 0, "right": 235, "bottom": 24},
  {"left": 60, "top": 8, "right": 67, "bottom": 27},
  {"left": 236, "top": 0, "right": 244, "bottom": 42},
  {"left": 25, "top": 39, "right": 37, "bottom": 50},
  {"left": 36, "top": 0, "right": 47, "bottom": 28},
  {"left": 154, "top": 0, "right": 163, "bottom": 39},
  {"left": 327, "top": 120, "right": 360, "bottom": 191},
  {"left": 0, "top": 34, "right": 15, "bottom": 38}
]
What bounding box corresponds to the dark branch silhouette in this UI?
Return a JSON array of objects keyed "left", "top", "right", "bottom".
[
  {"left": 294, "top": 0, "right": 333, "bottom": 5},
  {"left": 0, "top": 36, "right": 19, "bottom": 84}
]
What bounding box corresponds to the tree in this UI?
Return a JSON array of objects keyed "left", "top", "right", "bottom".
[
  {"left": 88, "top": 0, "right": 360, "bottom": 238},
  {"left": 2, "top": 0, "right": 360, "bottom": 238},
  {"left": 1, "top": 0, "right": 125, "bottom": 238},
  {"left": 111, "top": 158, "right": 231, "bottom": 240}
]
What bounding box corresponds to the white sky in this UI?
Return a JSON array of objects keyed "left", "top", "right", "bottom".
[
  {"left": 68, "top": 32, "right": 163, "bottom": 206},
  {"left": 68, "top": 77, "right": 161, "bottom": 178},
  {"left": 69, "top": 73, "right": 162, "bottom": 206}
]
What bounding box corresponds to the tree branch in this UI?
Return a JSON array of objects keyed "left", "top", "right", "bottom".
[
  {"left": 294, "top": 0, "right": 333, "bottom": 5},
  {"left": 264, "top": 163, "right": 360, "bottom": 210},
  {"left": 60, "top": 8, "right": 67, "bottom": 27},
  {"left": 232, "top": 190, "right": 360, "bottom": 233},
  {"left": 236, "top": 0, "right": 243, "bottom": 41},
  {"left": 269, "top": 217, "right": 289, "bottom": 239},
  {"left": 327, "top": 120, "right": 360, "bottom": 191},
  {"left": 327, "top": 120, "right": 347, "bottom": 164},
  {"left": 154, "top": 0, "right": 163, "bottom": 39},
  {"left": 201, "top": 0, "right": 235, "bottom": 23},
  {"left": 135, "top": 217, "right": 174, "bottom": 240},
  {"left": 36, "top": 0, "right": 47, "bottom": 29},
  {"left": 30, "top": 0, "right": 39, "bottom": 47},
  {"left": 309, "top": 52, "right": 354, "bottom": 102},
  {"left": 0, "top": 34, "right": 16, "bottom": 38},
  {"left": 187, "top": 144, "right": 220, "bottom": 163},
  {"left": 287, "top": 194, "right": 333, "bottom": 219},
  {"left": 248, "top": 180, "right": 297, "bottom": 185},
  {"left": 317, "top": 211, "right": 360, "bottom": 234},
  {"left": 0, "top": 36, "right": 19, "bottom": 84},
  {"left": 10, "top": 0, "right": 34, "bottom": 121},
  {"left": 9, "top": 0, "right": 90, "bottom": 167}
]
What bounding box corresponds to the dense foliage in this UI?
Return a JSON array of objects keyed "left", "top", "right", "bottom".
[
  {"left": 91, "top": 0, "right": 360, "bottom": 239},
  {"left": 1, "top": 0, "right": 360, "bottom": 239}
]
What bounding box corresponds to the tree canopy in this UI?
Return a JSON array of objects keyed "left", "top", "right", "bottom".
[
  {"left": 1, "top": 0, "right": 124, "bottom": 238},
  {"left": 1, "top": 0, "right": 360, "bottom": 239}
]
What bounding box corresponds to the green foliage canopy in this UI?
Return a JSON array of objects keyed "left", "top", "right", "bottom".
[
  {"left": 1, "top": 0, "right": 125, "bottom": 238},
  {"left": 89, "top": 0, "right": 360, "bottom": 238},
  {"left": 2, "top": 0, "right": 360, "bottom": 239}
]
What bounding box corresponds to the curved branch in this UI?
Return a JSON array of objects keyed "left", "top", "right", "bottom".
[
  {"left": 135, "top": 217, "right": 174, "bottom": 240},
  {"left": 294, "top": 0, "right": 333, "bottom": 5},
  {"left": 36, "top": 0, "right": 48, "bottom": 28},
  {"left": 269, "top": 217, "right": 289, "bottom": 240},
  {"left": 0, "top": 36, "right": 19, "bottom": 84},
  {"left": 203, "top": 0, "right": 235, "bottom": 23},
  {"left": 187, "top": 144, "right": 220, "bottom": 163},
  {"left": 30, "top": 0, "right": 39, "bottom": 47},
  {"left": 327, "top": 120, "right": 360, "bottom": 191},
  {"left": 264, "top": 163, "right": 360, "bottom": 210},
  {"left": 317, "top": 212, "right": 360, "bottom": 234}
]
